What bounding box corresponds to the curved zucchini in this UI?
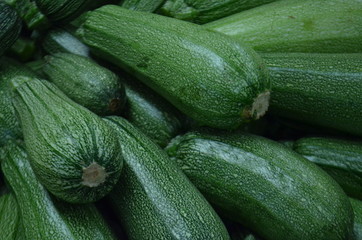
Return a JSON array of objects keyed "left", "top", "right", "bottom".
[
  {"left": 160, "top": 0, "right": 277, "bottom": 24},
  {"left": 166, "top": 131, "right": 354, "bottom": 240},
  {"left": 77, "top": 5, "right": 270, "bottom": 129},
  {"left": 294, "top": 137, "right": 362, "bottom": 200},
  {"left": 121, "top": 0, "right": 165, "bottom": 12},
  {"left": 351, "top": 198, "right": 362, "bottom": 240},
  {"left": 43, "top": 53, "right": 126, "bottom": 116},
  {"left": 11, "top": 77, "right": 123, "bottom": 203},
  {"left": 205, "top": 0, "right": 362, "bottom": 53},
  {"left": 104, "top": 116, "right": 230, "bottom": 240},
  {"left": 262, "top": 53, "right": 362, "bottom": 136},
  {"left": 0, "top": 58, "right": 37, "bottom": 146},
  {"left": 1, "top": 142, "right": 117, "bottom": 239},
  {"left": 42, "top": 28, "right": 90, "bottom": 57},
  {"left": 0, "top": 2, "right": 22, "bottom": 56},
  {"left": 0, "top": 192, "right": 23, "bottom": 240}
]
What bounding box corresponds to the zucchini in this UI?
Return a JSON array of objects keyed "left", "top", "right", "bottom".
[
  {"left": 262, "top": 53, "right": 362, "bottom": 136},
  {"left": 0, "top": 192, "right": 23, "bottom": 240},
  {"left": 166, "top": 131, "right": 354, "bottom": 240},
  {"left": 121, "top": 0, "right": 165, "bottom": 12},
  {"left": 121, "top": 75, "right": 184, "bottom": 147},
  {"left": 351, "top": 198, "right": 362, "bottom": 240},
  {"left": 0, "top": 2, "right": 22, "bottom": 56},
  {"left": 11, "top": 77, "right": 123, "bottom": 203},
  {"left": 42, "top": 28, "right": 90, "bottom": 57},
  {"left": 77, "top": 5, "right": 270, "bottom": 130},
  {"left": 104, "top": 116, "right": 230, "bottom": 240},
  {"left": 1, "top": 142, "right": 117, "bottom": 239},
  {"left": 294, "top": 137, "right": 362, "bottom": 200},
  {"left": 0, "top": 58, "right": 37, "bottom": 146},
  {"left": 205, "top": 0, "right": 362, "bottom": 53},
  {"left": 43, "top": 53, "right": 126, "bottom": 116},
  {"left": 7, "top": 37, "right": 36, "bottom": 62},
  {"left": 160, "top": 0, "right": 277, "bottom": 24}
]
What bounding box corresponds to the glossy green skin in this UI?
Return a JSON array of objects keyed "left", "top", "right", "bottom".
[
  {"left": 0, "top": 58, "right": 37, "bottom": 146},
  {"left": 1, "top": 142, "right": 117, "bottom": 240},
  {"left": 166, "top": 131, "right": 354, "bottom": 240},
  {"left": 0, "top": 2, "right": 22, "bottom": 56},
  {"left": 104, "top": 117, "right": 230, "bottom": 240},
  {"left": 205, "top": 0, "right": 362, "bottom": 53},
  {"left": 161, "top": 0, "right": 277, "bottom": 24},
  {"left": 121, "top": 0, "right": 165, "bottom": 12},
  {"left": 122, "top": 77, "right": 183, "bottom": 147},
  {"left": 12, "top": 77, "right": 123, "bottom": 203},
  {"left": 42, "top": 28, "right": 90, "bottom": 57},
  {"left": 43, "top": 53, "right": 126, "bottom": 116},
  {"left": 78, "top": 5, "right": 270, "bottom": 129},
  {"left": 294, "top": 137, "right": 362, "bottom": 200},
  {"left": 0, "top": 193, "right": 23, "bottom": 240},
  {"left": 263, "top": 53, "right": 362, "bottom": 136},
  {"left": 351, "top": 198, "right": 362, "bottom": 240}
]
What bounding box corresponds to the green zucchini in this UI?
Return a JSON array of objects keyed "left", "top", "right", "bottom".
[
  {"left": 1, "top": 142, "right": 117, "bottom": 239},
  {"left": 7, "top": 37, "right": 36, "bottom": 62},
  {"left": 205, "top": 0, "right": 362, "bottom": 53},
  {"left": 0, "top": 2, "right": 22, "bottom": 56},
  {"left": 42, "top": 28, "right": 90, "bottom": 57},
  {"left": 293, "top": 137, "right": 362, "bottom": 200},
  {"left": 166, "top": 131, "right": 354, "bottom": 240},
  {"left": 0, "top": 192, "right": 23, "bottom": 240},
  {"left": 0, "top": 58, "right": 37, "bottom": 146},
  {"left": 104, "top": 116, "right": 230, "bottom": 240},
  {"left": 121, "top": 0, "right": 165, "bottom": 12},
  {"left": 11, "top": 77, "right": 123, "bottom": 203},
  {"left": 77, "top": 5, "right": 270, "bottom": 130},
  {"left": 351, "top": 198, "right": 362, "bottom": 240},
  {"left": 43, "top": 53, "right": 126, "bottom": 116},
  {"left": 261, "top": 53, "right": 362, "bottom": 136},
  {"left": 121, "top": 76, "right": 184, "bottom": 147},
  {"left": 160, "top": 0, "right": 277, "bottom": 24}
]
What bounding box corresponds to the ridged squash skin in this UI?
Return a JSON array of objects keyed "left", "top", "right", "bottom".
[
  {"left": 11, "top": 77, "right": 123, "bottom": 203},
  {"left": 294, "top": 137, "right": 362, "bottom": 200},
  {"left": 205, "top": 0, "right": 362, "bottom": 53},
  {"left": 104, "top": 117, "right": 230, "bottom": 240},
  {"left": 77, "top": 5, "right": 270, "bottom": 130},
  {"left": 0, "top": 2, "right": 22, "bottom": 56},
  {"left": 0, "top": 58, "right": 37, "bottom": 146},
  {"left": 0, "top": 192, "right": 23, "bottom": 240},
  {"left": 121, "top": 0, "right": 165, "bottom": 12},
  {"left": 161, "top": 0, "right": 277, "bottom": 24},
  {"left": 166, "top": 131, "right": 354, "bottom": 240},
  {"left": 43, "top": 53, "right": 126, "bottom": 116},
  {"left": 1, "top": 142, "right": 117, "bottom": 240},
  {"left": 351, "top": 198, "right": 362, "bottom": 240},
  {"left": 261, "top": 53, "right": 362, "bottom": 136}
]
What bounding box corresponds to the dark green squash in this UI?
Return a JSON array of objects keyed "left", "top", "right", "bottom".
[{"left": 0, "top": 2, "right": 22, "bottom": 56}]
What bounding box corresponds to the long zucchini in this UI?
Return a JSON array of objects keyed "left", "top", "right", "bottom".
[
  {"left": 166, "top": 130, "right": 354, "bottom": 240},
  {"left": 351, "top": 198, "right": 362, "bottom": 240},
  {"left": 104, "top": 116, "right": 230, "bottom": 239},
  {"left": 0, "top": 2, "right": 22, "bottom": 56},
  {"left": 121, "top": 0, "right": 165, "bottom": 12},
  {"left": 77, "top": 5, "right": 270, "bottom": 129},
  {"left": 0, "top": 192, "right": 23, "bottom": 240},
  {"left": 205, "top": 0, "right": 362, "bottom": 53}
]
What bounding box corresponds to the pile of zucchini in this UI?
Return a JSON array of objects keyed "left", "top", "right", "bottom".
[{"left": 0, "top": 0, "right": 361, "bottom": 239}]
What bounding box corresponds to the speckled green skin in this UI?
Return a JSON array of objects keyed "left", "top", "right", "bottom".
[
  {"left": 0, "top": 2, "right": 22, "bottom": 56},
  {"left": 121, "top": 0, "right": 165, "bottom": 12},
  {"left": 0, "top": 193, "right": 22, "bottom": 240},
  {"left": 205, "top": 0, "right": 362, "bottom": 53},
  {"left": 12, "top": 77, "right": 123, "bottom": 203},
  {"left": 77, "top": 5, "right": 270, "bottom": 130},
  {"left": 262, "top": 53, "right": 362, "bottom": 136},
  {"left": 42, "top": 28, "right": 90, "bottom": 57},
  {"left": 1, "top": 143, "right": 117, "bottom": 240},
  {"left": 161, "top": 0, "right": 276, "bottom": 24},
  {"left": 104, "top": 117, "right": 230, "bottom": 240},
  {"left": 122, "top": 77, "right": 184, "bottom": 147},
  {"left": 0, "top": 58, "right": 37, "bottom": 146},
  {"left": 166, "top": 131, "right": 354, "bottom": 240},
  {"left": 294, "top": 137, "right": 362, "bottom": 200},
  {"left": 43, "top": 53, "right": 126, "bottom": 116},
  {"left": 351, "top": 198, "right": 362, "bottom": 240}
]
